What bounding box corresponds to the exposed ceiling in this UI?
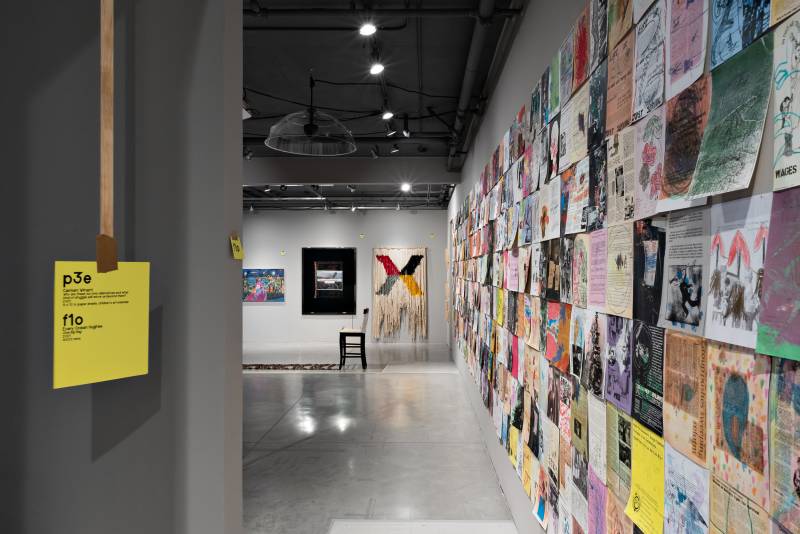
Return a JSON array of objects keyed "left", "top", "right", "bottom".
[
  {"left": 243, "top": 182, "right": 454, "bottom": 210},
  {"left": 242, "top": 1, "right": 527, "bottom": 171}
]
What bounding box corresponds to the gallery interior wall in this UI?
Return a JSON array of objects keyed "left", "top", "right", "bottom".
[
  {"left": 447, "top": 1, "right": 776, "bottom": 533},
  {"left": 0, "top": 1, "right": 243, "bottom": 533},
  {"left": 242, "top": 210, "right": 448, "bottom": 350}
]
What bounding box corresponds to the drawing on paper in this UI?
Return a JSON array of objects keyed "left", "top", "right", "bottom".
[
  {"left": 242, "top": 269, "right": 285, "bottom": 302},
  {"left": 591, "top": 0, "right": 609, "bottom": 72},
  {"left": 710, "top": 0, "right": 770, "bottom": 69},
  {"left": 667, "top": 0, "right": 708, "bottom": 99},
  {"left": 632, "top": 0, "right": 666, "bottom": 122},
  {"left": 605, "top": 315, "right": 633, "bottom": 414},
  {"left": 773, "top": 12, "right": 800, "bottom": 191},
  {"left": 589, "top": 60, "right": 608, "bottom": 149}
]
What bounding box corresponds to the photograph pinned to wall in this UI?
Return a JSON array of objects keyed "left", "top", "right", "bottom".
[
  {"left": 572, "top": 232, "right": 590, "bottom": 309},
  {"left": 242, "top": 269, "right": 285, "bottom": 303},
  {"left": 769, "top": 357, "right": 800, "bottom": 532},
  {"left": 689, "top": 33, "right": 773, "bottom": 199},
  {"left": 589, "top": 59, "right": 608, "bottom": 149},
  {"left": 561, "top": 236, "right": 574, "bottom": 303},
  {"left": 550, "top": 52, "right": 561, "bottom": 117},
  {"left": 561, "top": 84, "right": 590, "bottom": 173},
  {"left": 662, "top": 74, "right": 711, "bottom": 207},
  {"left": 545, "top": 301, "right": 572, "bottom": 373},
  {"left": 588, "top": 228, "right": 608, "bottom": 312},
  {"left": 710, "top": 0, "right": 770, "bottom": 69},
  {"left": 560, "top": 29, "right": 575, "bottom": 106},
  {"left": 707, "top": 342, "right": 771, "bottom": 514},
  {"left": 772, "top": 0, "right": 800, "bottom": 25},
  {"left": 590, "top": 0, "right": 609, "bottom": 72},
  {"left": 773, "top": 11, "right": 800, "bottom": 191},
  {"left": 566, "top": 156, "right": 590, "bottom": 234},
  {"left": 631, "top": 0, "right": 666, "bottom": 123},
  {"left": 633, "top": 218, "right": 666, "bottom": 326},
  {"left": 658, "top": 207, "right": 709, "bottom": 334},
  {"left": 633, "top": 105, "right": 665, "bottom": 220},
  {"left": 757, "top": 187, "right": 800, "bottom": 360},
  {"left": 666, "top": 0, "right": 708, "bottom": 99},
  {"left": 606, "top": 403, "right": 633, "bottom": 503},
  {"left": 573, "top": 2, "right": 591, "bottom": 90},
  {"left": 631, "top": 320, "right": 665, "bottom": 435},
  {"left": 705, "top": 193, "right": 772, "bottom": 349},
  {"left": 606, "top": 126, "right": 635, "bottom": 226},
  {"left": 586, "top": 143, "right": 608, "bottom": 231},
  {"left": 608, "top": 0, "right": 634, "bottom": 50},
  {"left": 606, "top": 30, "right": 635, "bottom": 136},
  {"left": 664, "top": 442, "right": 710, "bottom": 534},
  {"left": 605, "top": 315, "right": 633, "bottom": 414},
  {"left": 606, "top": 223, "right": 634, "bottom": 318},
  {"left": 372, "top": 247, "right": 427, "bottom": 339},
  {"left": 582, "top": 311, "right": 607, "bottom": 398}
]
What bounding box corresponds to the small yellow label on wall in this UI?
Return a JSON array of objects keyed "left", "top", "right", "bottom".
[
  {"left": 53, "top": 261, "right": 150, "bottom": 389},
  {"left": 230, "top": 235, "right": 244, "bottom": 260}
]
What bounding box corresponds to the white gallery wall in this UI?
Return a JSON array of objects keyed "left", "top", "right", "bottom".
[{"left": 242, "top": 209, "right": 449, "bottom": 352}]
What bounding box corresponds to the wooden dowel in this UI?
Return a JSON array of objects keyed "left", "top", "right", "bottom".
[{"left": 100, "top": 0, "right": 114, "bottom": 237}]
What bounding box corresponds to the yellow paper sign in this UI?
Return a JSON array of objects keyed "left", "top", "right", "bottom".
[
  {"left": 625, "top": 421, "right": 665, "bottom": 534},
  {"left": 230, "top": 235, "right": 244, "bottom": 260},
  {"left": 53, "top": 261, "right": 150, "bottom": 389}
]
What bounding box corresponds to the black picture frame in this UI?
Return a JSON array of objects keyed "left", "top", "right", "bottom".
[{"left": 301, "top": 247, "right": 357, "bottom": 315}]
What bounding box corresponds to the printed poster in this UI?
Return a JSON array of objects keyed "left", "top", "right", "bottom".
[
  {"left": 658, "top": 207, "right": 709, "bottom": 335},
  {"left": 606, "top": 126, "right": 635, "bottom": 226},
  {"left": 540, "top": 176, "right": 562, "bottom": 241},
  {"left": 631, "top": 0, "right": 666, "bottom": 123},
  {"left": 757, "top": 187, "right": 800, "bottom": 360},
  {"left": 708, "top": 342, "right": 771, "bottom": 513},
  {"left": 705, "top": 193, "right": 772, "bottom": 349},
  {"left": 710, "top": 0, "right": 770, "bottom": 69},
  {"left": 633, "top": 105, "right": 665, "bottom": 221},
  {"left": 606, "top": 402, "right": 633, "bottom": 502},
  {"left": 550, "top": 117, "right": 561, "bottom": 181},
  {"left": 546, "top": 301, "right": 572, "bottom": 373},
  {"left": 631, "top": 321, "right": 664, "bottom": 435},
  {"left": 573, "top": 232, "right": 590, "bottom": 309},
  {"left": 545, "top": 238, "right": 562, "bottom": 300},
  {"left": 589, "top": 393, "right": 609, "bottom": 485},
  {"left": 663, "top": 75, "right": 711, "bottom": 202},
  {"left": 582, "top": 311, "right": 608, "bottom": 398},
  {"left": 625, "top": 421, "right": 665, "bottom": 534},
  {"left": 633, "top": 218, "right": 666, "bottom": 326},
  {"left": 772, "top": 0, "right": 800, "bottom": 25},
  {"left": 634, "top": 0, "right": 657, "bottom": 22},
  {"left": 606, "top": 223, "right": 633, "bottom": 318},
  {"left": 665, "top": 442, "right": 711, "bottom": 534},
  {"left": 551, "top": 50, "right": 562, "bottom": 117},
  {"left": 772, "top": 11, "right": 800, "bottom": 191},
  {"left": 589, "top": 60, "right": 609, "bottom": 149},
  {"left": 591, "top": 0, "right": 610, "bottom": 72},
  {"left": 769, "top": 358, "right": 800, "bottom": 532},
  {"left": 589, "top": 228, "right": 608, "bottom": 311},
  {"left": 605, "top": 315, "right": 633, "bottom": 414},
  {"left": 562, "top": 84, "right": 590, "bottom": 172},
  {"left": 689, "top": 33, "right": 773, "bottom": 199},
  {"left": 561, "top": 29, "right": 576, "bottom": 106},
  {"left": 609, "top": 0, "right": 634, "bottom": 50},
  {"left": 587, "top": 143, "right": 609, "bottom": 231},
  {"left": 571, "top": 306, "right": 590, "bottom": 381},
  {"left": 666, "top": 0, "right": 708, "bottom": 99},
  {"left": 566, "top": 156, "right": 591, "bottom": 235},
  {"left": 574, "top": 3, "right": 591, "bottom": 90},
  {"left": 588, "top": 466, "right": 608, "bottom": 534},
  {"left": 606, "top": 30, "right": 635, "bottom": 136},
  {"left": 561, "top": 236, "right": 575, "bottom": 303},
  {"left": 606, "top": 489, "right": 634, "bottom": 534}
]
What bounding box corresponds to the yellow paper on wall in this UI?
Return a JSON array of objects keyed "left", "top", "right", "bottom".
[
  {"left": 625, "top": 421, "right": 665, "bottom": 534},
  {"left": 229, "top": 235, "right": 244, "bottom": 260},
  {"left": 53, "top": 261, "right": 150, "bottom": 389}
]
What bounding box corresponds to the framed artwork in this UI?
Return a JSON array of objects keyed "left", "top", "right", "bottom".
[
  {"left": 301, "top": 248, "right": 356, "bottom": 314},
  {"left": 242, "top": 269, "right": 285, "bottom": 302}
]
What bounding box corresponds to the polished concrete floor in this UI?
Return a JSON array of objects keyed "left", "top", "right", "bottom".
[{"left": 243, "top": 345, "right": 515, "bottom": 534}]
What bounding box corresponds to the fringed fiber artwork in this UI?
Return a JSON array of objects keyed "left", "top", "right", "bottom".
[{"left": 372, "top": 247, "right": 428, "bottom": 340}]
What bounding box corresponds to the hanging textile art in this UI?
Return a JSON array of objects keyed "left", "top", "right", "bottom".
[{"left": 372, "top": 247, "right": 428, "bottom": 340}]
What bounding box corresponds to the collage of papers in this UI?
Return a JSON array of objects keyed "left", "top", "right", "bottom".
[{"left": 448, "top": 1, "right": 800, "bottom": 533}]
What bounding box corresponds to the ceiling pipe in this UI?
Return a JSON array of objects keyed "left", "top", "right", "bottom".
[
  {"left": 243, "top": 134, "right": 451, "bottom": 146},
  {"left": 243, "top": 7, "right": 521, "bottom": 19},
  {"left": 245, "top": 22, "right": 408, "bottom": 32},
  {"left": 446, "top": 0, "right": 496, "bottom": 172}
]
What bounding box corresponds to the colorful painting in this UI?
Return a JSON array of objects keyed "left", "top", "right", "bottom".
[{"left": 242, "top": 269, "right": 285, "bottom": 302}]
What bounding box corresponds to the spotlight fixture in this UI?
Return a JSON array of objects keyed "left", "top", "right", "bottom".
[
  {"left": 370, "top": 147, "right": 379, "bottom": 159},
  {"left": 264, "top": 185, "right": 271, "bottom": 192},
  {"left": 242, "top": 103, "right": 252, "bottom": 120},
  {"left": 385, "top": 121, "right": 397, "bottom": 137},
  {"left": 400, "top": 182, "right": 411, "bottom": 192},
  {"left": 249, "top": 205, "right": 254, "bottom": 213},
  {"left": 244, "top": 150, "right": 253, "bottom": 160},
  {"left": 280, "top": 184, "right": 288, "bottom": 191},
  {"left": 402, "top": 114, "right": 410, "bottom": 138},
  {"left": 359, "top": 22, "right": 377, "bottom": 36},
  {"left": 390, "top": 144, "right": 400, "bottom": 154},
  {"left": 381, "top": 109, "right": 394, "bottom": 121},
  {"left": 369, "top": 62, "right": 385, "bottom": 75},
  {"left": 323, "top": 203, "right": 328, "bottom": 211},
  {"left": 347, "top": 185, "right": 357, "bottom": 193},
  {"left": 351, "top": 204, "right": 356, "bottom": 212},
  {"left": 396, "top": 202, "right": 400, "bottom": 211}
]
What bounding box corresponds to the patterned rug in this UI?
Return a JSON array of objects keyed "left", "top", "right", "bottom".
[{"left": 243, "top": 363, "right": 341, "bottom": 371}]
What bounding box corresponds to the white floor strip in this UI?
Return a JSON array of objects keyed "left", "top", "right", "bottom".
[
  {"left": 382, "top": 362, "right": 458, "bottom": 374},
  {"left": 329, "top": 520, "right": 518, "bottom": 534}
]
